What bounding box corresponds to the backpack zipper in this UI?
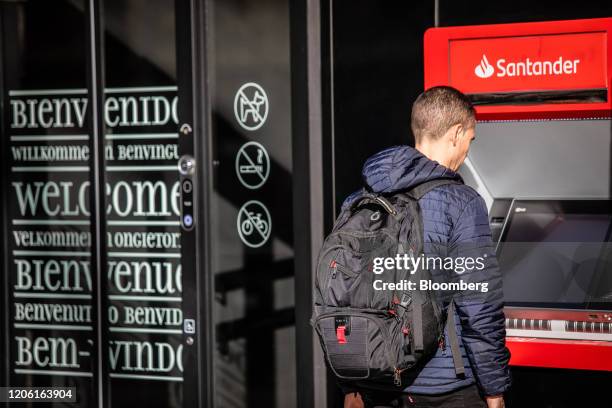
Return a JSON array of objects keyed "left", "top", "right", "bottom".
[
  {"left": 439, "top": 332, "right": 447, "bottom": 355},
  {"left": 332, "top": 262, "right": 359, "bottom": 279},
  {"left": 393, "top": 367, "right": 403, "bottom": 386}
]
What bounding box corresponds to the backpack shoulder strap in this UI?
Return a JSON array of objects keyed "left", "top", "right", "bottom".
[
  {"left": 446, "top": 301, "right": 466, "bottom": 377},
  {"left": 407, "top": 177, "right": 466, "bottom": 377},
  {"left": 406, "top": 179, "right": 462, "bottom": 201}
]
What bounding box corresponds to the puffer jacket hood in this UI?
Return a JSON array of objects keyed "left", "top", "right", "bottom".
[{"left": 362, "top": 145, "right": 462, "bottom": 194}]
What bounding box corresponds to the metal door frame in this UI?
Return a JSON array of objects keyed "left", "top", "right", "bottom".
[{"left": 175, "top": 0, "right": 213, "bottom": 407}]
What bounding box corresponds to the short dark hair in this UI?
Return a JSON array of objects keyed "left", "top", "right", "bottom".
[{"left": 411, "top": 86, "right": 476, "bottom": 143}]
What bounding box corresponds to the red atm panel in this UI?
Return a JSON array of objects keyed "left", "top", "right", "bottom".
[
  {"left": 425, "top": 18, "right": 612, "bottom": 120},
  {"left": 506, "top": 338, "right": 612, "bottom": 371},
  {"left": 424, "top": 18, "right": 612, "bottom": 371}
]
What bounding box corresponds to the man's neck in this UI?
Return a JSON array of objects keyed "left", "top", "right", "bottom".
[{"left": 415, "top": 142, "right": 451, "bottom": 169}]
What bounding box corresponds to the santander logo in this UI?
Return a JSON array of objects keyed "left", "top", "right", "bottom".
[
  {"left": 474, "top": 55, "right": 494, "bottom": 78},
  {"left": 474, "top": 53, "right": 581, "bottom": 79}
]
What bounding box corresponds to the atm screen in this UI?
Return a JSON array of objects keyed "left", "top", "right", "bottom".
[{"left": 498, "top": 200, "right": 612, "bottom": 310}]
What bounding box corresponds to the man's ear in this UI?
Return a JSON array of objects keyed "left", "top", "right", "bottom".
[{"left": 450, "top": 124, "right": 463, "bottom": 147}]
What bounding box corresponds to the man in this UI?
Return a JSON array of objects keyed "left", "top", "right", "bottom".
[{"left": 343, "top": 86, "right": 510, "bottom": 408}]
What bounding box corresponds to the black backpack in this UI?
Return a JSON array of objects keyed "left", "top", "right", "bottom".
[{"left": 312, "top": 179, "right": 465, "bottom": 391}]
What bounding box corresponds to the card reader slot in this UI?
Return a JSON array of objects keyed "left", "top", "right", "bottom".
[{"left": 468, "top": 88, "right": 607, "bottom": 106}]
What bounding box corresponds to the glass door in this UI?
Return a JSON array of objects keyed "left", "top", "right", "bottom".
[
  {"left": 100, "top": 1, "right": 189, "bottom": 407},
  {"left": 1, "top": 1, "right": 96, "bottom": 406},
  {"left": 206, "top": 0, "right": 298, "bottom": 406},
  {"left": 0, "top": 1, "right": 202, "bottom": 407}
]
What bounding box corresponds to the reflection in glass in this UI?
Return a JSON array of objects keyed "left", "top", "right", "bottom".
[
  {"left": 2, "top": 1, "right": 95, "bottom": 406},
  {"left": 102, "top": 1, "right": 182, "bottom": 407}
]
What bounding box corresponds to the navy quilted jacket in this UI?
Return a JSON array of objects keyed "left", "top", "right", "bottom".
[{"left": 342, "top": 145, "right": 511, "bottom": 396}]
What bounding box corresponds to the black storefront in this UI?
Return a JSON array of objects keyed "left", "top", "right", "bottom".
[{"left": 1, "top": 1, "right": 612, "bottom": 408}]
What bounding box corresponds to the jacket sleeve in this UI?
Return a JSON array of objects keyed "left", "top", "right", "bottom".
[{"left": 449, "top": 194, "right": 511, "bottom": 396}]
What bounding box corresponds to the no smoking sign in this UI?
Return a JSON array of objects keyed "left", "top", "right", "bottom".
[{"left": 235, "top": 141, "right": 270, "bottom": 189}]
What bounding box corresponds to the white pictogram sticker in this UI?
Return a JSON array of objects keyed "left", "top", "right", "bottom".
[
  {"left": 236, "top": 141, "right": 270, "bottom": 189},
  {"left": 234, "top": 82, "right": 269, "bottom": 131},
  {"left": 237, "top": 200, "right": 272, "bottom": 248}
]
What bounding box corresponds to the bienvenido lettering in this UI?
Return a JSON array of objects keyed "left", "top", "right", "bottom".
[
  {"left": 122, "top": 306, "right": 182, "bottom": 326},
  {"left": 10, "top": 94, "right": 178, "bottom": 129},
  {"left": 10, "top": 98, "right": 87, "bottom": 129},
  {"left": 107, "top": 261, "right": 181, "bottom": 294},
  {"left": 12, "top": 180, "right": 180, "bottom": 217},
  {"left": 14, "top": 259, "right": 182, "bottom": 294},
  {"left": 14, "top": 259, "right": 91, "bottom": 292},
  {"left": 104, "top": 95, "right": 178, "bottom": 127},
  {"left": 109, "top": 341, "right": 183, "bottom": 373}
]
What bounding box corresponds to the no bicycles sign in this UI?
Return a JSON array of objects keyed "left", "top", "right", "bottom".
[{"left": 237, "top": 200, "right": 272, "bottom": 248}]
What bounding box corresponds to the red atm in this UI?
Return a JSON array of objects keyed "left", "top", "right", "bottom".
[{"left": 425, "top": 18, "right": 612, "bottom": 371}]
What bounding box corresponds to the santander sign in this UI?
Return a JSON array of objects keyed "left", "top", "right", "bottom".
[
  {"left": 474, "top": 53, "right": 580, "bottom": 79},
  {"left": 449, "top": 32, "right": 606, "bottom": 94}
]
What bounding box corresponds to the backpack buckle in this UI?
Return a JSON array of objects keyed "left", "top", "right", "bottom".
[
  {"left": 400, "top": 293, "right": 412, "bottom": 308},
  {"left": 336, "top": 326, "right": 347, "bottom": 344},
  {"left": 335, "top": 316, "right": 350, "bottom": 344},
  {"left": 396, "top": 293, "right": 412, "bottom": 318}
]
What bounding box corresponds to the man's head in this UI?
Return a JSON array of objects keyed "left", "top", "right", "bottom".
[{"left": 411, "top": 86, "right": 476, "bottom": 171}]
